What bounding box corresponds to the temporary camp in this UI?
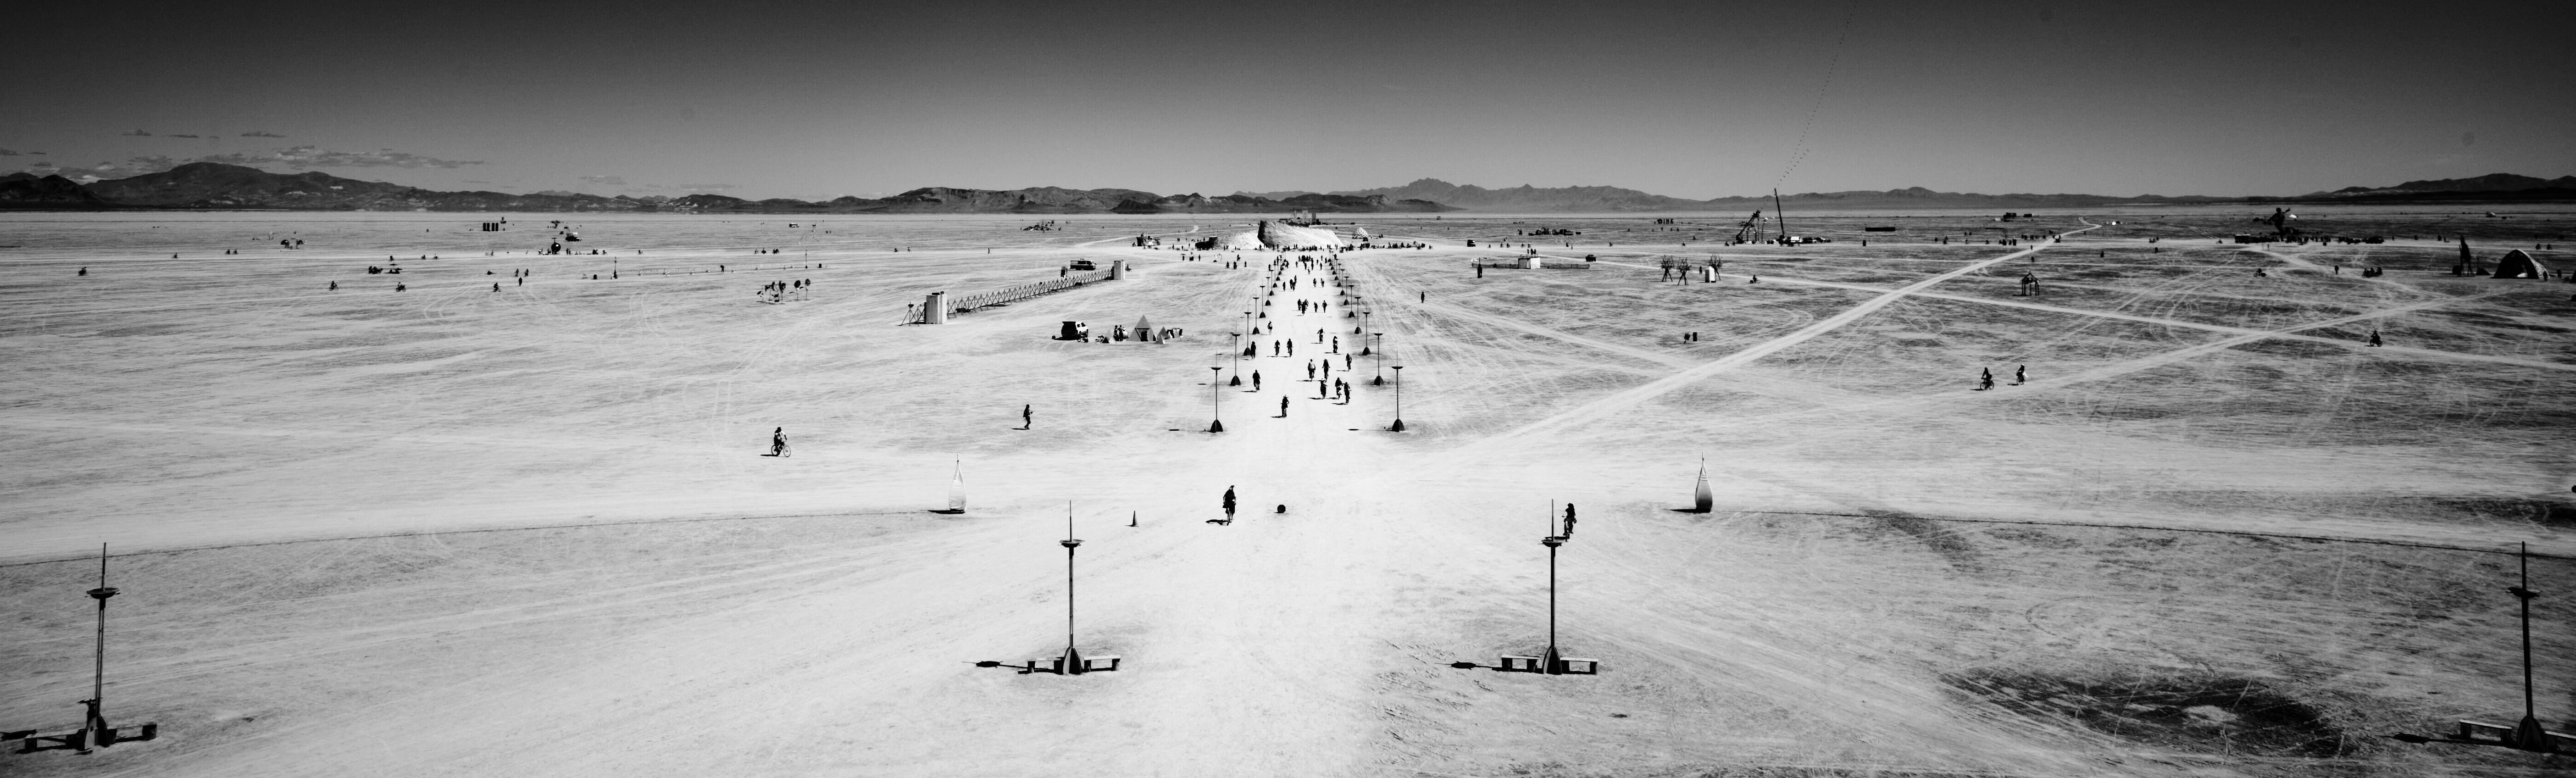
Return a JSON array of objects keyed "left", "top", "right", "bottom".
[
  {"left": 1134, "top": 315, "right": 1155, "bottom": 343},
  {"left": 1055, "top": 321, "right": 1090, "bottom": 341},
  {"left": 2493, "top": 249, "right": 2549, "bottom": 279}
]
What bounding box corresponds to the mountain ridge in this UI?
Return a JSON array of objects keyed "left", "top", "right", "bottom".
[{"left": 12, "top": 163, "right": 2575, "bottom": 212}]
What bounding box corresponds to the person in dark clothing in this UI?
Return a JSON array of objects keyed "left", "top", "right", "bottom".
[
  {"left": 1561, "top": 504, "right": 1577, "bottom": 539},
  {"left": 1279, "top": 396, "right": 1289, "bottom": 417},
  {"left": 1222, "top": 487, "right": 1237, "bottom": 523},
  {"left": 1022, "top": 404, "right": 1033, "bottom": 429},
  {"left": 1252, "top": 371, "right": 1262, "bottom": 391},
  {"left": 2368, "top": 330, "right": 2382, "bottom": 347}
]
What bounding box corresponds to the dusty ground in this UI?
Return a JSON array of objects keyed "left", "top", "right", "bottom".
[{"left": 1, "top": 207, "right": 2570, "bottom": 777}]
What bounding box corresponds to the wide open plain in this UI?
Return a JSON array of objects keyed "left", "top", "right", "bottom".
[{"left": 3, "top": 207, "right": 2571, "bottom": 777}]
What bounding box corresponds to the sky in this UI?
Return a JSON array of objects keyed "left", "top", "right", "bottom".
[{"left": 4, "top": 0, "right": 2570, "bottom": 201}]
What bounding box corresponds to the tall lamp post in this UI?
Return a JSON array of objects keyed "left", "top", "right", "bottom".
[
  {"left": 2509, "top": 542, "right": 2548, "bottom": 750},
  {"left": 1228, "top": 332, "right": 1243, "bottom": 385},
  {"left": 1058, "top": 505, "right": 1088, "bottom": 674},
  {"left": 1208, "top": 367, "right": 1226, "bottom": 433},
  {"left": 1371, "top": 333, "right": 1386, "bottom": 385},
  {"left": 1389, "top": 365, "right": 1405, "bottom": 431},
  {"left": 1541, "top": 532, "right": 1565, "bottom": 674}
]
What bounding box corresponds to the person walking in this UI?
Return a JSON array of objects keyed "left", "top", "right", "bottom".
[
  {"left": 1279, "top": 395, "right": 1289, "bottom": 417},
  {"left": 1022, "top": 404, "right": 1033, "bottom": 429},
  {"left": 1252, "top": 371, "right": 1262, "bottom": 391},
  {"left": 1223, "top": 487, "right": 1238, "bottom": 524},
  {"left": 2368, "top": 330, "right": 2382, "bottom": 347},
  {"left": 2013, "top": 365, "right": 2026, "bottom": 385}
]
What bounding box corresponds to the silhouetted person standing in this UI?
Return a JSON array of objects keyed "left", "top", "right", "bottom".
[
  {"left": 1022, "top": 404, "right": 1033, "bottom": 429},
  {"left": 1223, "top": 487, "right": 1237, "bottom": 523},
  {"left": 1560, "top": 504, "right": 1577, "bottom": 539}
]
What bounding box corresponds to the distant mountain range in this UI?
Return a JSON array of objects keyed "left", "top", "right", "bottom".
[{"left": 6, "top": 164, "right": 2571, "bottom": 212}]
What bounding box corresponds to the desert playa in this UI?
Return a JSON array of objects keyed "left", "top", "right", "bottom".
[{"left": 1, "top": 206, "right": 2569, "bottom": 776}]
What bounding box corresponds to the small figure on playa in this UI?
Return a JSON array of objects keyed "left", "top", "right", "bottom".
[
  {"left": 1252, "top": 371, "right": 1262, "bottom": 391},
  {"left": 2368, "top": 330, "right": 2382, "bottom": 347},
  {"left": 1560, "top": 504, "right": 1577, "bottom": 539},
  {"left": 767, "top": 427, "right": 788, "bottom": 457},
  {"left": 1214, "top": 486, "right": 1236, "bottom": 525},
  {"left": 328, "top": 280, "right": 337, "bottom": 290},
  {"left": 78, "top": 267, "right": 87, "bottom": 276},
  {"left": 1022, "top": 404, "right": 1033, "bottom": 429},
  {"left": 1977, "top": 367, "right": 1993, "bottom": 391},
  {"left": 2013, "top": 365, "right": 2026, "bottom": 385},
  {"left": 1279, "top": 395, "right": 1289, "bottom": 417}
]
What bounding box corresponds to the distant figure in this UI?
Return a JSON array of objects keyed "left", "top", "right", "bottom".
[
  {"left": 395, "top": 283, "right": 406, "bottom": 292},
  {"left": 77, "top": 267, "right": 87, "bottom": 276},
  {"left": 1306, "top": 361, "right": 1316, "bottom": 380},
  {"left": 1750, "top": 274, "right": 1760, "bottom": 283},
  {"left": 769, "top": 427, "right": 788, "bottom": 456},
  {"left": 1022, "top": 404, "right": 1033, "bottom": 429},
  {"left": 1279, "top": 395, "right": 1289, "bottom": 417},
  {"left": 2368, "top": 330, "right": 2382, "bottom": 347},
  {"left": 1222, "top": 486, "right": 1237, "bottom": 523},
  {"left": 1977, "top": 367, "right": 1993, "bottom": 391},
  {"left": 2013, "top": 365, "right": 2026, "bottom": 385},
  {"left": 328, "top": 280, "right": 337, "bottom": 290},
  {"left": 1252, "top": 371, "right": 1262, "bottom": 391},
  {"left": 1419, "top": 292, "right": 1426, "bottom": 302},
  {"left": 1275, "top": 504, "right": 1286, "bottom": 514},
  {"left": 493, "top": 283, "right": 500, "bottom": 292},
  {"left": 1561, "top": 504, "right": 1577, "bottom": 539}
]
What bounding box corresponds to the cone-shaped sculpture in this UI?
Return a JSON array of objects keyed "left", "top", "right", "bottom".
[
  {"left": 946, "top": 459, "right": 966, "bottom": 512},
  {"left": 1693, "top": 459, "right": 1714, "bottom": 512},
  {"left": 1135, "top": 315, "right": 1154, "bottom": 343}
]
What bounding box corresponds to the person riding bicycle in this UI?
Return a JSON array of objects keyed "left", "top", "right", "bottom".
[{"left": 770, "top": 427, "right": 788, "bottom": 456}]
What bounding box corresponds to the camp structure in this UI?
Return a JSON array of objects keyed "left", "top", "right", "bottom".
[
  {"left": 1134, "top": 315, "right": 1156, "bottom": 343},
  {"left": 1055, "top": 321, "right": 1090, "bottom": 341},
  {"left": 2493, "top": 249, "right": 2549, "bottom": 279}
]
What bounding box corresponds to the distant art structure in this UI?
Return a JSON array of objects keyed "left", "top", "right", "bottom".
[
  {"left": 940, "top": 458, "right": 967, "bottom": 513},
  {"left": 1692, "top": 459, "right": 1714, "bottom": 513}
]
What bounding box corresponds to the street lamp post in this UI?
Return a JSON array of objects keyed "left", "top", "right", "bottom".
[
  {"left": 1228, "top": 332, "right": 1243, "bottom": 385},
  {"left": 1058, "top": 504, "right": 1088, "bottom": 674},
  {"left": 2509, "top": 542, "right": 2547, "bottom": 750},
  {"left": 1371, "top": 333, "right": 1386, "bottom": 385},
  {"left": 1541, "top": 533, "right": 1564, "bottom": 674},
  {"left": 1208, "top": 367, "right": 1225, "bottom": 433},
  {"left": 1390, "top": 365, "right": 1405, "bottom": 431}
]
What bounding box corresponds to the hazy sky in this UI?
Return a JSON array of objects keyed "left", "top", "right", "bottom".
[{"left": 5, "top": 0, "right": 2569, "bottom": 200}]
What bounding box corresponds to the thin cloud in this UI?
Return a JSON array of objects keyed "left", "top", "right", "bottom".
[
  {"left": 240, "top": 131, "right": 286, "bottom": 138},
  {"left": 578, "top": 175, "right": 627, "bottom": 185},
  {"left": 0, "top": 149, "right": 19, "bottom": 156},
  {"left": 198, "top": 145, "right": 485, "bottom": 169},
  {"left": 166, "top": 133, "right": 202, "bottom": 139},
  {"left": 641, "top": 182, "right": 740, "bottom": 192},
  {"left": 121, "top": 129, "right": 152, "bottom": 136}
]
